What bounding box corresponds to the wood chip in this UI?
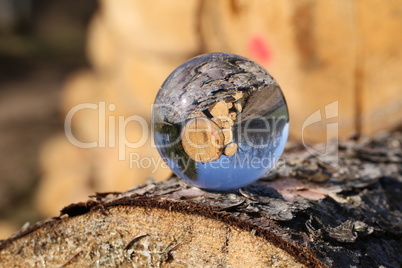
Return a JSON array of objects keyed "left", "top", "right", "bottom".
[
  {"left": 181, "top": 117, "right": 224, "bottom": 163},
  {"left": 233, "top": 91, "right": 243, "bottom": 100},
  {"left": 230, "top": 112, "right": 237, "bottom": 121},
  {"left": 209, "top": 101, "right": 229, "bottom": 117},
  {"left": 224, "top": 143, "right": 238, "bottom": 157},
  {"left": 221, "top": 119, "right": 232, "bottom": 128},
  {"left": 222, "top": 129, "right": 233, "bottom": 145}
]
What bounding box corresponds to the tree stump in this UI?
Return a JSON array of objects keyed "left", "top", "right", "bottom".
[{"left": 1, "top": 131, "right": 402, "bottom": 267}]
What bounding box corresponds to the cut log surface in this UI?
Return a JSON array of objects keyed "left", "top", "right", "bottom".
[{"left": 1, "top": 131, "right": 402, "bottom": 267}]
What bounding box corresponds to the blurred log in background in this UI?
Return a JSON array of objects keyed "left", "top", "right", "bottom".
[
  {"left": 1, "top": 0, "right": 402, "bottom": 240},
  {"left": 0, "top": 0, "right": 97, "bottom": 238}
]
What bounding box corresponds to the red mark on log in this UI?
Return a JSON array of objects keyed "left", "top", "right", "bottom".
[{"left": 248, "top": 36, "right": 272, "bottom": 65}]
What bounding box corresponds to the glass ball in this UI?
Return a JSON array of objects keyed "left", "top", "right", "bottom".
[{"left": 153, "top": 53, "right": 289, "bottom": 191}]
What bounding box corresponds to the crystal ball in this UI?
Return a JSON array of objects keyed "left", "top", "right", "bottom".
[{"left": 153, "top": 53, "right": 289, "bottom": 190}]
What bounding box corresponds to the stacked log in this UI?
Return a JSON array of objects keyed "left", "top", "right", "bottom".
[
  {"left": 34, "top": 0, "right": 203, "bottom": 216},
  {"left": 35, "top": 0, "right": 402, "bottom": 217}
]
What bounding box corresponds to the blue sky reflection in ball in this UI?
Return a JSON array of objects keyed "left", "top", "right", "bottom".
[{"left": 153, "top": 53, "right": 289, "bottom": 191}]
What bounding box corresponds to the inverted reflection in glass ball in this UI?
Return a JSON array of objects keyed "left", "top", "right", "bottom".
[{"left": 153, "top": 53, "right": 289, "bottom": 190}]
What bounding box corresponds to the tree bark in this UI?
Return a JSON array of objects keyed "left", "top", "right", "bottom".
[{"left": 1, "top": 131, "right": 401, "bottom": 267}]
